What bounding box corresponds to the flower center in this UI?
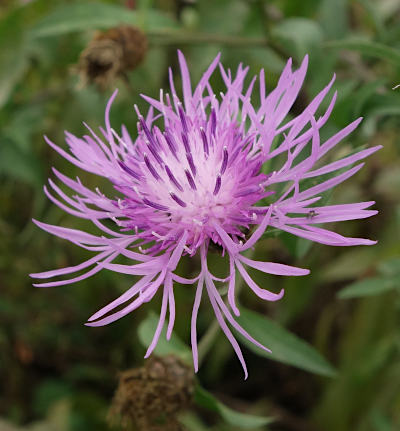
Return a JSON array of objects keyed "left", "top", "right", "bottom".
[{"left": 116, "top": 110, "right": 267, "bottom": 248}]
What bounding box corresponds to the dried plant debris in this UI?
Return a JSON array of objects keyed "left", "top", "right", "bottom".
[
  {"left": 109, "top": 355, "right": 194, "bottom": 430},
  {"left": 76, "top": 26, "right": 148, "bottom": 90}
]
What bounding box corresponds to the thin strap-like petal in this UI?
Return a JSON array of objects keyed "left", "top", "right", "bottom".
[
  {"left": 205, "top": 276, "right": 248, "bottom": 379},
  {"left": 166, "top": 274, "right": 175, "bottom": 340},
  {"left": 172, "top": 274, "right": 201, "bottom": 284},
  {"left": 167, "top": 230, "right": 188, "bottom": 270},
  {"left": 86, "top": 270, "right": 166, "bottom": 326},
  {"left": 177, "top": 50, "right": 193, "bottom": 114},
  {"left": 235, "top": 260, "right": 285, "bottom": 301},
  {"left": 303, "top": 146, "right": 382, "bottom": 178},
  {"left": 33, "top": 251, "right": 119, "bottom": 287},
  {"left": 30, "top": 249, "right": 111, "bottom": 279},
  {"left": 239, "top": 255, "right": 309, "bottom": 276},
  {"left": 87, "top": 274, "right": 154, "bottom": 322},
  {"left": 145, "top": 281, "right": 169, "bottom": 358},
  {"left": 206, "top": 275, "right": 271, "bottom": 355},
  {"left": 240, "top": 206, "right": 272, "bottom": 251},
  {"left": 228, "top": 254, "right": 239, "bottom": 316},
  {"left": 191, "top": 276, "right": 204, "bottom": 372}
]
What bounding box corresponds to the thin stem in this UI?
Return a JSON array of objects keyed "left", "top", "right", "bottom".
[{"left": 148, "top": 31, "right": 267, "bottom": 48}]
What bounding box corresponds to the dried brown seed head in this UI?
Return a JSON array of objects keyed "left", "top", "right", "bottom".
[
  {"left": 109, "top": 355, "right": 194, "bottom": 431},
  {"left": 76, "top": 26, "right": 148, "bottom": 90}
]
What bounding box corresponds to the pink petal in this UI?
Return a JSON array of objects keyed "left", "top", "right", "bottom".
[
  {"left": 207, "top": 275, "right": 271, "bottom": 355},
  {"left": 235, "top": 260, "right": 285, "bottom": 301},
  {"left": 33, "top": 251, "right": 118, "bottom": 287},
  {"left": 30, "top": 249, "right": 111, "bottom": 279},
  {"left": 240, "top": 206, "right": 272, "bottom": 251},
  {"left": 191, "top": 276, "right": 204, "bottom": 372},
  {"left": 167, "top": 230, "right": 188, "bottom": 270},
  {"left": 205, "top": 276, "right": 248, "bottom": 379},
  {"left": 177, "top": 49, "right": 193, "bottom": 113},
  {"left": 145, "top": 282, "right": 169, "bottom": 358},
  {"left": 86, "top": 270, "right": 166, "bottom": 326},
  {"left": 166, "top": 274, "right": 175, "bottom": 340},
  {"left": 239, "top": 255, "right": 309, "bottom": 276},
  {"left": 32, "top": 219, "right": 105, "bottom": 245},
  {"left": 228, "top": 254, "right": 239, "bottom": 316},
  {"left": 87, "top": 274, "right": 154, "bottom": 322},
  {"left": 303, "top": 146, "right": 382, "bottom": 178}
]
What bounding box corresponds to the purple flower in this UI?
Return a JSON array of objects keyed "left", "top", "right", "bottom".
[{"left": 31, "top": 51, "right": 380, "bottom": 378}]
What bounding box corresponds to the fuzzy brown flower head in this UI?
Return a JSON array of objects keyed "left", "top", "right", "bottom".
[
  {"left": 110, "top": 355, "right": 194, "bottom": 430},
  {"left": 77, "top": 25, "right": 148, "bottom": 90}
]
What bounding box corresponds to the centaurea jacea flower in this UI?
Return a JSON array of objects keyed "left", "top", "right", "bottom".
[{"left": 31, "top": 52, "right": 380, "bottom": 378}]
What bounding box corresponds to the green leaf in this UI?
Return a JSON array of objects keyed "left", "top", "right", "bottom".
[
  {"left": 378, "top": 257, "right": 400, "bottom": 277},
  {"left": 33, "top": 379, "right": 72, "bottom": 416},
  {"left": 197, "top": 0, "right": 248, "bottom": 36},
  {"left": 296, "top": 237, "right": 313, "bottom": 259},
  {"left": 363, "top": 93, "right": 400, "bottom": 119},
  {"left": 30, "top": 2, "right": 176, "bottom": 38},
  {"left": 194, "top": 385, "right": 273, "bottom": 429},
  {"left": 319, "top": 0, "right": 349, "bottom": 39},
  {"left": 337, "top": 277, "right": 398, "bottom": 299},
  {"left": 356, "top": 335, "right": 396, "bottom": 379},
  {"left": 179, "top": 412, "right": 211, "bottom": 431},
  {"left": 324, "top": 38, "right": 400, "bottom": 67},
  {"left": 0, "top": 9, "right": 30, "bottom": 108},
  {"left": 3, "top": 105, "right": 45, "bottom": 151},
  {"left": 236, "top": 308, "right": 337, "bottom": 377},
  {"left": 351, "top": 79, "right": 386, "bottom": 118},
  {"left": 259, "top": 227, "right": 282, "bottom": 240},
  {"left": 370, "top": 409, "right": 394, "bottom": 431},
  {"left": 143, "top": 8, "right": 178, "bottom": 31},
  {"left": 272, "top": 18, "right": 323, "bottom": 59},
  {"left": 137, "top": 311, "right": 192, "bottom": 364},
  {"left": 0, "top": 137, "right": 44, "bottom": 186}
]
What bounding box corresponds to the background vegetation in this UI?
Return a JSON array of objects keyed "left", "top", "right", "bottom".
[{"left": 0, "top": 0, "right": 399, "bottom": 430}]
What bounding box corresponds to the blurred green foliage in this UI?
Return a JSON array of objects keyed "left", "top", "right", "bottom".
[{"left": 0, "top": 0, "right": 399, "bottom": 430}]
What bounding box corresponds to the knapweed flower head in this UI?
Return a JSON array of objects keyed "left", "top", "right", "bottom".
[{"left": 31, "top": 51, "right": 380, "bottom": 378}]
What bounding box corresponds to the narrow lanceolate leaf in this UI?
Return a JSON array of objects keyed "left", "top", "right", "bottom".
[
  {"left": 324, "top": 39, "right": 400, "bottom": 67},
  {"left": 378, "top": 257, "right": 400, "bottom": 277},
  {"left": 194, "top": 386, "right": 274, "bottom": 429},
  {"left": 236, "top": 308, "right": 337, "bottom": 377},
  {"left": 138, "top": 312, "right": 192, "bottom": 364},
  {"left": 338, "top": 277, "right": 398, "bottom": 299},
  {"left": 30, "top": 2, "right": 176, "bottom": 38}
]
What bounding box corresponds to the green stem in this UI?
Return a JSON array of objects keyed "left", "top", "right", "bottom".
[{"left": 148, "top": 31, "right": 267, "bottom": 47}]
